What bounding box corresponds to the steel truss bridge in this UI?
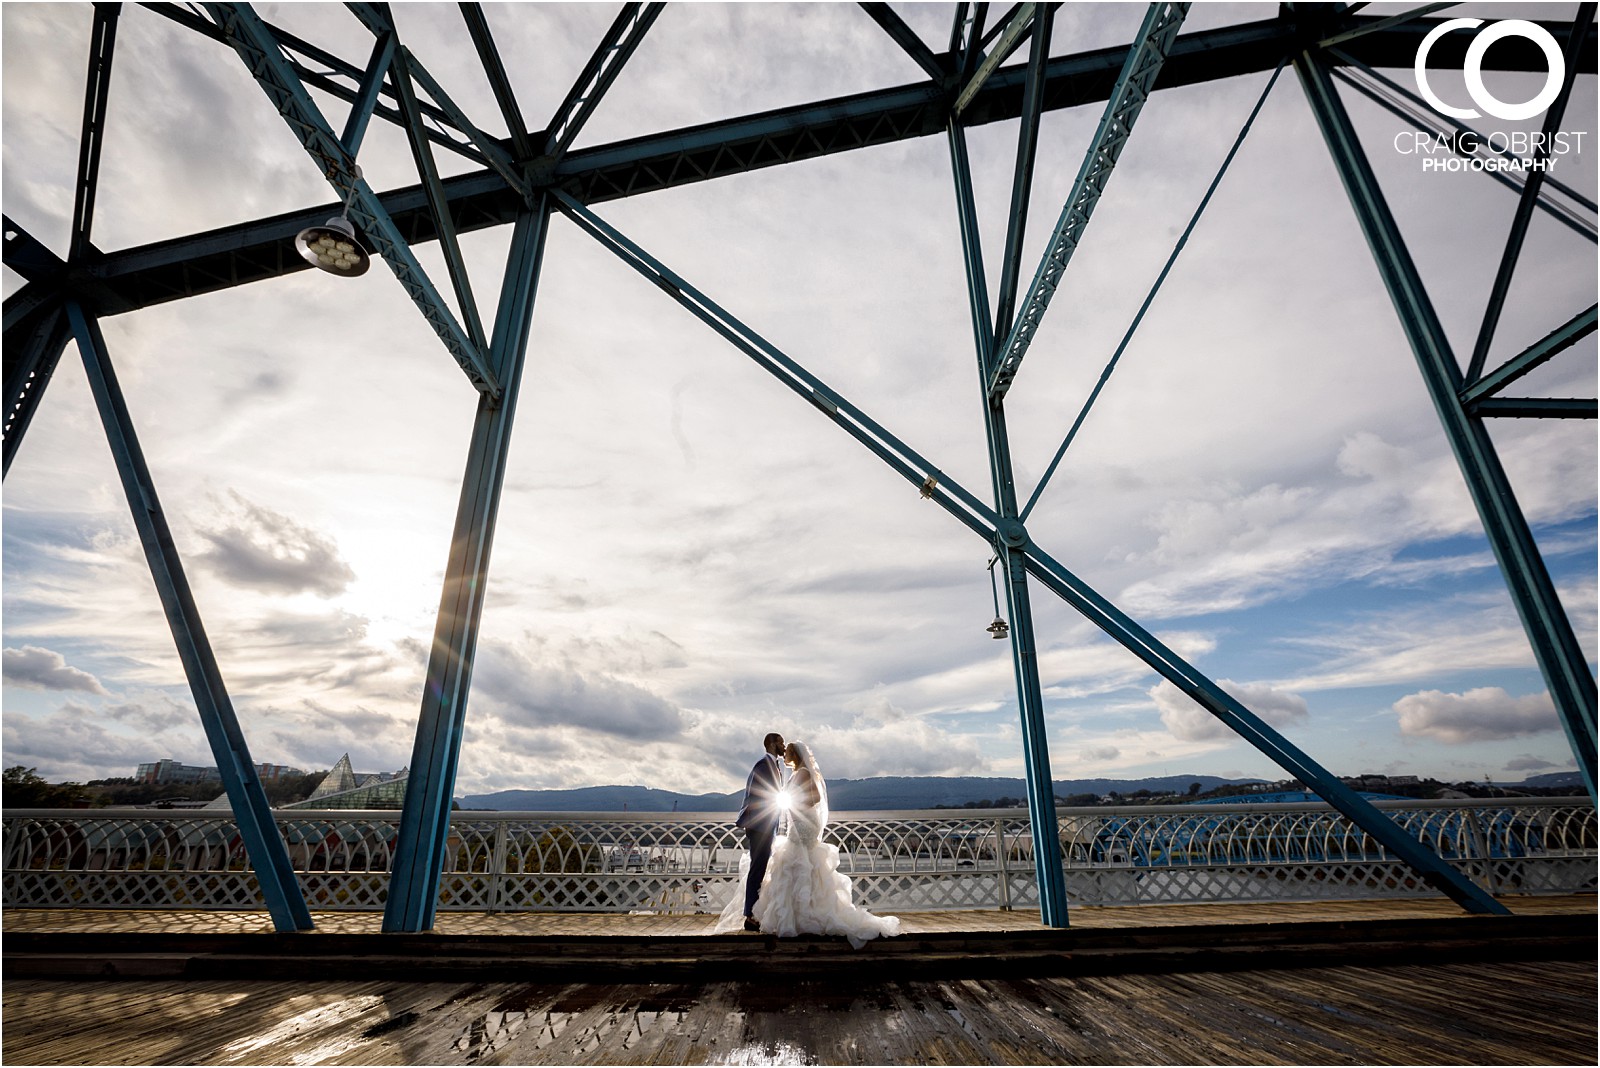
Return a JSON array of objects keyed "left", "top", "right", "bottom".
[{"left": 3, "top": 2, "right": 1595, "bottom": 933}]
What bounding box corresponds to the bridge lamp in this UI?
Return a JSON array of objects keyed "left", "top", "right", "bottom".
[
  {"left": 295, "top": 165, "right": 370, "bottom": 277},
  {"left": 986, "top": 555, "right": 1010, "bottom": 640}
]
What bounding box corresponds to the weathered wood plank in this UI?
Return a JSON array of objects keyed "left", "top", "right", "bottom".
[{"left": 6, "top": 960, "right": 1594, "bottom": 1066}]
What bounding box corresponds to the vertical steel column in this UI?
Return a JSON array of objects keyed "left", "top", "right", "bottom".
[
  {"left": 1297, "top": 53, "right": 1597, "bottom": 797},
  {"left": 383, "top": 201, "right": 550, "bottom": 932},
  {"left": 949, "top": 121, "right": 1070, "bottom": 927},
  {"left": 64, "top": 301, "right": 313, "bottom": 932}
]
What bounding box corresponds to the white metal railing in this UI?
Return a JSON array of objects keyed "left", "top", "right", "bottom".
[{"left": 3, "top": 799, "right": 1593, "bottom": 913}]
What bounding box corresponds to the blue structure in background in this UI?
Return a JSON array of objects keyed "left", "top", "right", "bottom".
[{"left": 3, "top": 3, "right": 1594, "bottom": 932}]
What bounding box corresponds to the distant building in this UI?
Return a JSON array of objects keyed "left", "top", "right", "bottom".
[
  {"left": 136, "top": 760, "right": 221, "bottom": 785},
  {"left": 204, "top": 754, "right": 409, "bottom": 811},
  {"left": 281, "top": 754, "right": 408, "bottom": 810},
  {"left": 136, "top": 759, "right": 303, "bottom": 784},
  {"left": 1342, "top": 773, "right": 1422, "bottom": 791}
]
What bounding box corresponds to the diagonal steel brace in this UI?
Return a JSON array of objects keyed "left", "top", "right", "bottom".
[
  {"left": 549, "top": 190, "right": 1513, "bottom": 917},
  {"left": 987, "top": 2, "right": 1189, "bottom": 398},
  {"left": 201, "top": 2, "right": 501, "bottom": 399}
]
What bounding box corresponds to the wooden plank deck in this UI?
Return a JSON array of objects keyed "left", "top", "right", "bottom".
[
  {"left": 4, "top": 959, "right": 1594, "bottom": 1065},
  {"left": 3, "top": 897, "right": 1595, "bottom": 1064}
]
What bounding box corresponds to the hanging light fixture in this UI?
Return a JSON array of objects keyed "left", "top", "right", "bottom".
[
  {"left": 295, "top": 164, "right": 370, "bottom": 276},
  {"left": 986, "top": 555, "right": 1010, "bottom": 640}
]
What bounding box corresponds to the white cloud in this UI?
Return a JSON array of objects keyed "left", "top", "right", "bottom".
[
  {"left": 195, "top": 493, "right": 355, "bottom": 598},
  {"left": 1115, "top": 427, "right": 1596, "bottom": 620},
  {"left": 2, "top": 646, "right": 110, "bottom": 695},
  {"left": 1152, "top": 678, "right": 1310, "bottom": 743},
  {"left": 1394, "top": 688, "right": 1559, "bottom": 743},
  {"left": 1276, "top": 586, "right": 1595, "bottom": 694},
  {"left": 3, "top": 696, "right": 198, "bottom": 781},
  {"left": 1, "top": 4, "right": 1593, "bottom": 793},
  {"left": 791, "top": 697, "right": 987, "bottom": 780},
  {"left": 474, "top": 646, "right": 687, "bottom": 741}
]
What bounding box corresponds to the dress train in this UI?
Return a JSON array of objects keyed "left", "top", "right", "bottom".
[{"left": 712, "top": 808, "right": 899, "bottom": 949}]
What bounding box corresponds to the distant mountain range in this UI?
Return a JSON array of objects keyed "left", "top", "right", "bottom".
[
  {"left": 458, "top": 774, "right": 1255, "bottom": 812},
  {"left": 1513, "top": 771, "right": 1585, "bottom": 788}
]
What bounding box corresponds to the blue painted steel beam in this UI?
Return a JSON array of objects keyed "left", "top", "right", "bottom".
[
  {"left": 948, "top": 120, "right": 1069, "bottom": 927},
  {"left": 2, "top": 227, "right": 73, "bottom": 476},
  {"left": 551, "top": 189, "right": 1000, "bottom": 530},
  {"left": 459, "top": 4, "right": 537, "bottom": 162},
  {"left": 1462, "top": 305, "right": 1597, "bottom": 408},
  {"left": 383, "top": 201, "right": 551, "bottom": 932},
  {"left": 989, "top": 5, "right": 1053, "bottom": 367},
  {"left": 390, "top": 43, "right": 488, "bottom": 351},
  {"left": 2, "top": 216, "right": 67, "bottom": 285},
  {"left": 987, "top": 2, "right": 1191, "bottom": 401},
  {"left": 63, "top": 301, "right": 314, "bottom": 932},
  {"left": 147, "top": 6, "right": 1596, "bottom": 225},
  {"left": 859, "top": 4, "right": 949, "bottom": 81},
  {"left": 1015, "top": 540, "right": 1509, "bottom": 914},
  {"left": 542, "top": 3, "right": 664, "bottom": 162},
  {"left": 1021, "top": 59, "right": 1286, "bottom": 523},
  {"left": 949, "top": 3, "right": 972, "bottom": 57},
  {"left": 141, "top": 3, "right": 484, "bottom": 165},
  {"left": 70, "top": 3, "right": 120, "bottom": 262},
  {"left": 345, "top": 1, "right": 391, "bottom": 36},
  {"left": 992, "top": 7, "right": 1056, "bottom": 370},
  {"left": 982, "top": 5, "right": 1024, "bottom": 52},
  {"left": 1471, "top": 397, "right": 1596, "bottom": 419},
  {"left": 201, "top": 2, "right": 501, "bottom": 399},
  {"left": 955, "top": 2, "right": 1037, "bottom": 115},
  {"left": 553, "top": 188, "right": 1509, "bottom": 917},
  {"left": 4, "top": 280, "right": 61, "bottom": 334},
  {"left": 1314, "top": 2, "right": 1457, "bottom": 48},
  {"left": 951, "top": 3, "right": 989, "bottom": 82},
  {"left": 1297, "top": 50, "right": 1597, "bottom": 799},
  {"left": 81, "top": 15, "right": 1576, "bottom": 318},
  {"left": 986, "top": 4, "right": 1039, "bottom": 67},
  {"left": 339, "top": 31, "right": 395, "bottom": 159},
  {"left": 2, "top": 301, "right": 71, "bottom": 480},
  {"left": 1324, "top": 58, "right": 1597, "bottom": 244},
  {"left": 400, "top": 52, "right": 531, "bottom": 201},
  {"left": 1465, "top": 3, "right": 1596, "bottom": 385}
]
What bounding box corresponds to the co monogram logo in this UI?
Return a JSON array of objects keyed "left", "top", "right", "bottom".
[{"left": 1414, "top": 18, "right": 1565, "bottom": 121}]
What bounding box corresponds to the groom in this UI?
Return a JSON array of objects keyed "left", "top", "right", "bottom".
[{"left": 734, "top": 732, "right": 786, "bottom": 932}]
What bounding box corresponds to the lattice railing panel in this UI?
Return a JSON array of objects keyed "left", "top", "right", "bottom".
[{"left": 4, "top": 801, "right": 1592, "bottom": 912}]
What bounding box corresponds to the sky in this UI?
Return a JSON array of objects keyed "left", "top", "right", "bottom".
[{"left": 3, "top": 2, "right": 1595, "bottom": 799}]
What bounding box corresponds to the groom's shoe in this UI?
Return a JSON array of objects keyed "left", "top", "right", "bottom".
[{"left": 742, "top": 916, "right": 761, "bottom": 932}]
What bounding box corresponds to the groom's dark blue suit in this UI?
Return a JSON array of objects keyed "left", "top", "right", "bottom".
[{"left": 735, "top": 752, "right": 784, "bottom": 919}]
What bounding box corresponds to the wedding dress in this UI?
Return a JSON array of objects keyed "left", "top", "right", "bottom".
[{"left": 714, "top": 742, "right": 900, "bottom": 948}]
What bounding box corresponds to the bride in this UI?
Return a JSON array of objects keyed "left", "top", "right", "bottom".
[{"left": 715, "top": 741, "right": 900, "bottom": 948}]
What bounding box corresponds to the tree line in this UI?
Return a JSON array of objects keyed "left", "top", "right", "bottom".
[{"left": 2, "top": 766, "right": 328, "bottom": 808}]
